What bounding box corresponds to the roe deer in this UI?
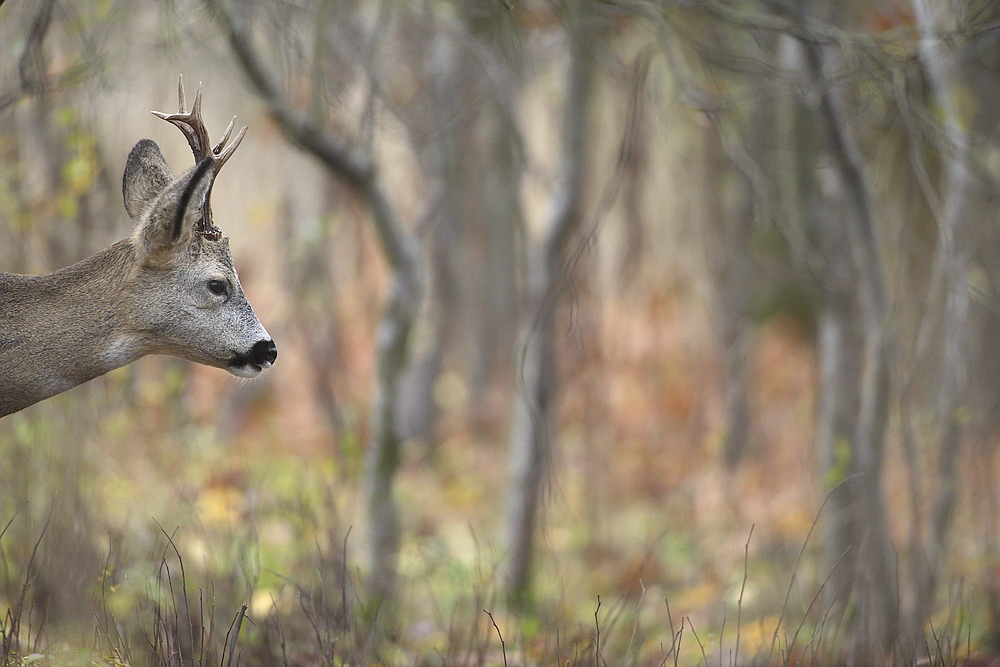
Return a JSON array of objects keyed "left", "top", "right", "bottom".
[{"left": 0, "top": 77, "right": 276, "bottom": 418}]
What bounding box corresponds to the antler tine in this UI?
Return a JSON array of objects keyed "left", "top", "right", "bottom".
[
  {"left": 150, "top": 76, "right": 249, "bottom": 238},
  {"left": 215, "top": 124, "right": 248, "bottom": 170},
  {"left": 177, "top": 74, "right": 186, "bottom": 114},
  {"left": 153, "top": 77, "right": 247, "bottom": 170},
  {"left": 190, "top": 81, "right": 203, "bottom": 119},
  {"left": 213, "top": 116, "right": 237, "bottom": 155},
  {"left": 151, "top": 78, "right": 213, "bottom": 162}
]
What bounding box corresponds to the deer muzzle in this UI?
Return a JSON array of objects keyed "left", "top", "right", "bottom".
[
  {"left": 229, "top": 338, "right": 277, "bottom": 377},
  {"left": 249, "top": 339, "right": 277, "bottom": 367}
]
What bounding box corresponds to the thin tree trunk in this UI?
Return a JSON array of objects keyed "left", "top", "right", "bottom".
[
  {"left": 504, "top": 0, "right": 594, "bottom": 607},
  {"left": 816, "top": 301, "right": 863, "bottom": 607},
  {"left": 700, "top": 108, "right": 756, "bottom": 470},
  {"left": 210, "top": 1, "right": 421, "bottom": 606},
  {"left": 504, "top": 260, "right": 557, "bottom": 607},
  {"left": 456, "top": 0, "right": 524, "bottom": 405},
  {"left": 366, "top": 272, "right": 419, "bottom": 603},
  {"left": 800, "top": 33, "right": 899, "bottom": 654},
  {"left": 910, "top": 0, "right": 974, "bottom": 631},
  {"left": 473, "top": 110, "right": 522, "bottom": 404},
  {"left": 397, "top": 31, "right": 462, "bottom": 458},
  {"left": 778, "top": 32, "right": 864, "bottom": 608}
]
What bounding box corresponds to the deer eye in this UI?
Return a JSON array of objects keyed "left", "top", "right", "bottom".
[{"left": 207, "top": 279, "right": 227, "bottom": 296}]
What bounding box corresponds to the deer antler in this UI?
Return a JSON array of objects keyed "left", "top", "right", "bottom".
[{"left": 152, "top": 75, "right": 247, "bottom": 237}]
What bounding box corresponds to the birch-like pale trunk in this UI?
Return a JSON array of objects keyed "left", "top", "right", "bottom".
[
  {"left": 911, "top": 0, "right": 974, "bottom": 630},
  {"left": 504, "top": 0, "right": 594, "bottom": 607}
]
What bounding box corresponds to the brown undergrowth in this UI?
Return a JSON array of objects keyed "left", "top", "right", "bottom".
[{"left": 0, "top": 504, "right": 989, "bottom": 667}]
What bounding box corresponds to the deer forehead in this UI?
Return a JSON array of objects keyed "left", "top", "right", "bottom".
[
  {"left": 190, "top": 234, "right": 237, "bottom": 275},
  {"left": 137, "top": 232, "right": 238, "bottom": 278}
]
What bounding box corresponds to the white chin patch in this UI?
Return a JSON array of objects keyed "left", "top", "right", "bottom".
[{"left": 228, "top": 363, "right": 263, "bottom": 378}]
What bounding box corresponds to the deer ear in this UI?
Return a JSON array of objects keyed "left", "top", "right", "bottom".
[
  {"left": 134, "top": 157, "right": 214, "bottom": 256},
  {"left": 123, "top": 139, "right": 174, "bottom": 220}
]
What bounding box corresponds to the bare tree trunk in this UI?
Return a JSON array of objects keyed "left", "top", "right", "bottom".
[
  {"left": 815, "top": 297, "right": 864, "bottom": 604},
  {"left": 800, "top": 36, "right": 899, "bottom": 654},
  {"left": 910, "top": 0, "right": 974, "bottom": 631},
  {"left": 209, "top": 1, "right": 420, "bottom": 606},
  {"left": 777, "top": 32, "right": 864, "bottom": 610},
  {"left": 455, "top": 0, "right": 525, "bottom": 407},
  {"left": 505, "top": 260, "right": 557, "bottom": 608},
  {"left": 504, "top": 0, "right": 594, "bottom": 608},
  {"left": 809, "top": 146, "right": 866, "bottom": 617},
  {"left": 699, "top": 106, "right": 756, "bottom": 470},
  {"left": 474, "top": 109, "right": 523, "bottom": 405},
  {"left": 682, "top": 19, "right": 776, "bottom": 470},
  {"left": 366, "top": 272, "right": 419, "bottom": 604},
  {"left": 397, "top": 31, "right": 462, "bottom": 458}
]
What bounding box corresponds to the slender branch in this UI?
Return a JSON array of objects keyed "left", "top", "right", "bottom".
[
  {"left": 0, "top": 0, "right": 55, "bottom": 111},
  {"left": 206, "top": 0, "right": 417, "bottom": 277},
  {"left": 800, "top": 41, "right": 883, "bottom": 310},
  {"left": 484, "top": 610, "right": 508, "bottom": 667},
  {"left": 690, "top": 0, "right": 853, "bottom": 46},
  {"left": 18, "top": 0, "right": 56, "bottom": 95}
]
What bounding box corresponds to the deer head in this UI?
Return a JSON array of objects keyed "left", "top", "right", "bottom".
[
  {"left": 123, "top": 76, "right": 276, "bottom": 377},
  {"left": 0, "top": 77, "right": 276, "bottom": 418}
]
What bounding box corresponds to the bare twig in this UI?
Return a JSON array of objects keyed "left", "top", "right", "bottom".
[
  {"left": 674, "top": 617, "right": 685, "bottom": 667},
  {"left": 735, "top": 524, "right": 753, "bottom": 667},
  {"left": 623, "top": 582, "right": 647, "bottom": 667},
  {"left": 155, "top": 521, "right": 196, "bottom": 663},
  {"left": 788, "top": 545, "right": 852, "bottom": 659},
  {"left": 765, "top": 475, "right": 856, "bottom": 666},
  {"left": 483, "top": 609, "right": 507, "bottom": 667},
  {"left": 0, "top": 504, "right": 26, "bottom": 544},
  {"left": 688, "top": 618, "right": 710, "bottom": 667},
  {"left": 222, "top": 602, "right": 248, "bottom": 667},
  {"left": 595, "top": 595, "right": 602, "bottom": 667}
]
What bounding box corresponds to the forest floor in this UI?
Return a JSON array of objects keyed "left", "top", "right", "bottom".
[{"left": 1, "top": 287, "right": 997, "bottom": 667}]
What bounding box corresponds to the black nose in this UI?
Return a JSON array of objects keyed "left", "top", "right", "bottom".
[{"left": 249, "top": 339, "right": 277, "bottom": 366}]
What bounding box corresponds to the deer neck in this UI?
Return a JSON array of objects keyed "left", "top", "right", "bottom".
[{"left": 0, "top": 239, "right": 143, "bottom": 416}]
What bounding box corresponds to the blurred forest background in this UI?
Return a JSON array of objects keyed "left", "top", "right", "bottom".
[{"left": 3, "top": 0, "right": 1000, "bottom": 665}]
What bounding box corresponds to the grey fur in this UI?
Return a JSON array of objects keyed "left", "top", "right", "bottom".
[
  {"left": 0, "top": 139, "right": 274, "bottom": 418},
  {"left": 122, "top": 139, "right": 173, "bottom": 219}
]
